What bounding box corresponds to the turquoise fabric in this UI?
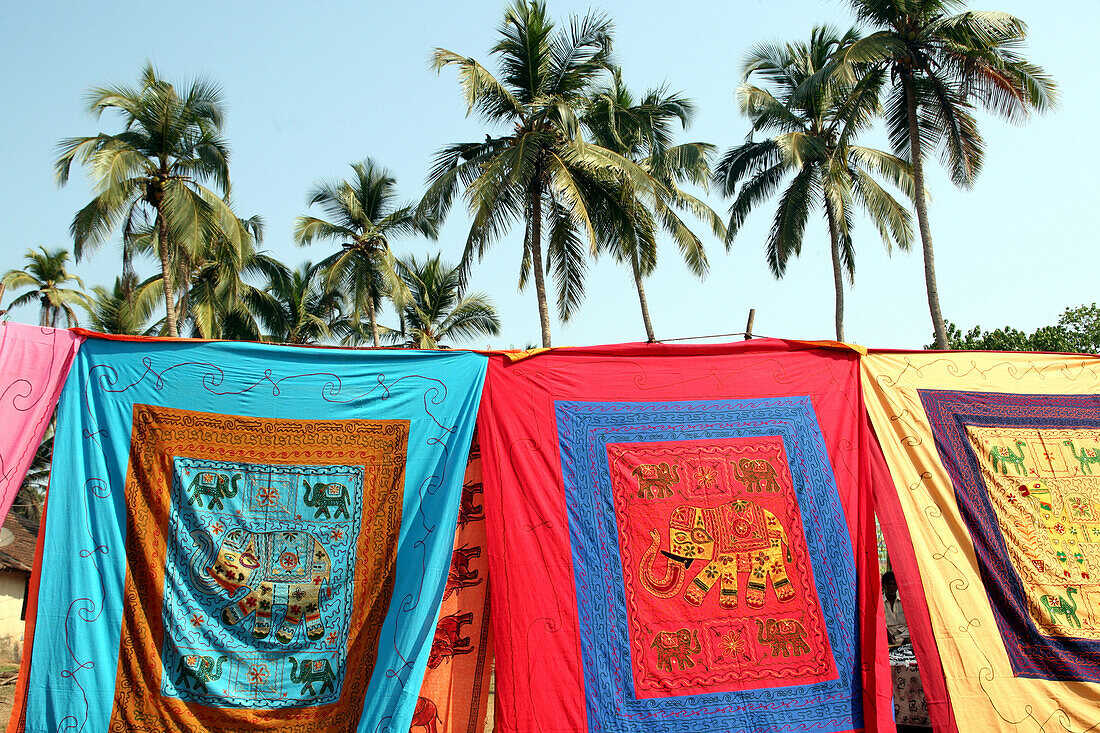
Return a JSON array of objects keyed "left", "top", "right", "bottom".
[{"left": 23, "top": 337, "right": 485, "bottom": 731}]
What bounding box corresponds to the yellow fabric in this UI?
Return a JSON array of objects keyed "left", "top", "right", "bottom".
[{"left": 861, "top": 351, "right": 1100, "bottom": 732}]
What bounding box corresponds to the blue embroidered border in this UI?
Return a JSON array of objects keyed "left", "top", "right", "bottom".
[
  {"left": 555, "top": 397, "right": 860, "bottom": 733},
  {"left": 919, "top": 389, "right": 1100, "bottom": 682}
]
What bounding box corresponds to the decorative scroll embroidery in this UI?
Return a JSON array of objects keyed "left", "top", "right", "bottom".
[{"left": 109, "top": 405, "right": 407, "bottom": 731}]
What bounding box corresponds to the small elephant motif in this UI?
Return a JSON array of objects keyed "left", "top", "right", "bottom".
[
  {"left": 755, "top": 617, "right": 810, "bottom": 657},
  {"left": 731, "top": 458, "right": 782, "bottom": 492},
  {"left": 458, "top": 481, "right": 484, "bottom": 527},
  {"left": 411, "top": 696, "right": 441, "bottom": 733},
  {"left": 184, "top": 471, "right": 241, "bottom": 510},
  {"left": 631, "top": 462, "right": 680, "bottom": 499},
  {"left": 175, "top": 653, "right": 227, "bottom": 690},
  {"left": 288, "top": 657, "right": 335, "bottom": 697},
  {"left": 1040, "top": 586, "right": 1082, "bottom": 628},
  {"left": 428, "top": 611, "right": 474, "bottom": 668},
  {"left": 302, "top": 480, "right": 350, "bottom": 519},
  {"left": 443, "top": 545, "right": 482, "bottom": 600},
  {"left": 651, "top": 628, "right": 701, "bottom": 672}
]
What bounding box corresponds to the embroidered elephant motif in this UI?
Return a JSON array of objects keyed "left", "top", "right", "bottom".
[
  {"left": 755, "top": 617, "right": 811, "bottom": 657},
  {"left": 458, "top": 480, "right": 484, "bottom": 527},
  {"left": 184, "top": 471, "right": 241, "bottom": 510},
  {"left": 651, "top": 628, "right": 701, "bottom": 672},
  {"left": 288, "top": 657, "right": 335, "bottom": 696},
  {"left": 411, "top": 696, "right": 441, "bottom": 733},
  {"left": 731, "top": 458, "right": 782, "bottom": 492},
  {"left": 639, "top": 498, "right": 795, "bottom": 609},
  {"left": 301, "top": 480, "right": 350, "bottom": 519},
  {"left": 174, "top": 653, "right": 227, "bottom": 690},
  {"left": 1018, "top": 480, "right": 1100, "bottom": 579},
  {"left": 631, "top": 462, "right": 680, "bottom": 499},
  {"left": 443, "top": 545, "right": 482, "bottom": 600},
  {"left": 188, "top": 528, "right": 331, "bottom": 643},
  {"left": 428, "top": 611, "right": 474, "bottom": 668},
  {"left": 1040, "top": 587, "right": 1082, "bottom": 628},
  {"left": 989, "top": 440, "right": 1028, "bottom": 476},
  {"left": 1064, "top": 439, "right": 1100, "bottom": 476}
]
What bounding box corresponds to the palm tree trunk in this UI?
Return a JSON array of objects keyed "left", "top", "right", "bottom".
[
  {"left": 632, "top": 257, "right": 656, "bottom": 342},
  {"left": 157, "top": 213, "right": 179, "bottom": 338},
  {"left": 903, "top": 72, "right": 948, "bottom": 350},
  {"left": 824, "top": 198, "right": 845, "bottom": 342},
  {"left": 367, "top": 296, "right": 380, "bottom": 348},
  {"left": 529, "top": 175, "right": 552, "bottom": 348},
  {"left": 39, "top": 296, "right": 50, "bottom": 328}
]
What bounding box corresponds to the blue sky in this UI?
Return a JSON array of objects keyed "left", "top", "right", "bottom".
[{"left": 1, "top": 0, "right": 1094, "bottom": 349}]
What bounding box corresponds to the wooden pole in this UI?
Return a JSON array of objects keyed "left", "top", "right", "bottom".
[{"left": 744, "top": 309, "right": 755, "bottom": 340}]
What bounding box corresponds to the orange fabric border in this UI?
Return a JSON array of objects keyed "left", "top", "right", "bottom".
[{"left": 107, "top": 405, "right": 408, "bottom": 732}]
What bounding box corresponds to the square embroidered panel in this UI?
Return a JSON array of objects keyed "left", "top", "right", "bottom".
[
  {"left": 112, "top": 405, "right": 407, "bottom": 730},
  {"left": 479, "top": 341, "right": 893, "bottom": 733},
  {"left": 862, "top": 351, "right": 1100, "bottom": 733}
]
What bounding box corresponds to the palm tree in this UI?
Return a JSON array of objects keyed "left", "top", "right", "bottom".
[
  {"left": 83, "top": 274, "right": 162, "bottom": 335},
  {"left": 581, "top": 70, "right": 726, "bottom": 341},
  {"left": 714, "top": 26, "right": 915, "bottom": 341},
  {"left": 424, "top": 0, "right": 665, "bottom": 347},
  {"left": 294, "top": 159, "right": 436, "bottom": 348},
  {"left": 55, "top": 63, "right": 245, "bottom": 337},
  {"left": 2, "top": 247, "right": 88, "bottom": 327},
  {"left": 256, "top": 261, "right": 344, "bottom": 345},
  {"left": 384, "top": 254, "right": 501, "bottom": 349},
  {"left": 839, "top": 1, "right": 1057, "bottom": 348}
]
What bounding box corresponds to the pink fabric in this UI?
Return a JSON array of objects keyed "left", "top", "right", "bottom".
[{"left": 0, "top": 323, "right": 83, "bottom": 524}]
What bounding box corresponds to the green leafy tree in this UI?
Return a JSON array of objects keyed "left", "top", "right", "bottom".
[
  {"left": 256, "top": 261, "right": 344, "bottom": 345},
  {"left": 424, "top": 0, "right": 667, "bottom": 347},
  {"left": 294, "top": 159, "right": 436, "bottom": 348},
  {"left": 581, "top": 70, "right": 726, "bottom": 341},
  {"left": 384, "top": 254, "right": 501, "bottom": 349},
  {"left": 56, "top": 63, "right": 246, "bottom": 337},
  {"left": 2, "top": 247, "right": 88, "bottom": 327},
  {"left": 715, "top": 26, "right": 914, "bottom": 341},
  {"left": 841, "top": 0, "right": 1057, "bottom": 348},
  {"left": 942, "top": 304, "right": 1100, "bottom": 353}
]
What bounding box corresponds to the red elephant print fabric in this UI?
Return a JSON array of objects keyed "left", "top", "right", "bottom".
[
  {"left": 413, "top": 433, "right": 493, "bottom": 733},
  {"left": 478, "top": 340, "right": 893, "bottom": 733}
]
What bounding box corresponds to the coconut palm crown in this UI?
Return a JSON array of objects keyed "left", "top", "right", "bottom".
[
  {"left": 715, "top": 25, "right": 915, "bottom": 341},
  {"left": 2, "top": 247, "right": 88, "bottom": 327},
  {"left": 385, "top": 254, "right": 501, "bottom": 349},
  {"left": 582, "top": 69, "right": 726, "bottom": 341},
  {"left": 55, "top": 63, "right": 246, "bottom": 337},
  {"left": 423, "top": 0, "right": 669, "bottom": 347},
  {"left": 839, "top": 0, "right": 1057, "bottom": 347},
  {"left": 294, "top": 158, "right": 436, "bottom": 347}
]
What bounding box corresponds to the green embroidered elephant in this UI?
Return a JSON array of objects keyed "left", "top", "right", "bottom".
[
  {"left": 302, "top": 480, "right": 351, "bottom": 519},
  {"left": 631, "top": 462, "right": 680, "bottom": 499},
  {"left": 989, "top": 440, "right": 1028, "bottom": 476},
  {"left": 731, "top": 458, "right": 781, "bottom": 492},
  {"left": 639, "top": 498, "right": 795, "bottom": 609},
  {"left": 1064, "top": 439, "right": 1100, "bottom": 475},
  {"left": 289, "top": 657, "right": 336, "bottom": 696},
  {"left": 175, "top": 653, "right": 227, "bottom": 690},
  {"left": 188, "top": 528, "right": 331, "bottom": 643},
  {"left": 184, "top": 471, "right": 242, "bottom": 510}
]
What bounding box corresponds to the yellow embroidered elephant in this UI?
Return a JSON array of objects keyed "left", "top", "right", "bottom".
[
  {"left": 1018, "top": 479, "right": 1100, "bottom": 579},
  {"left": 639, "top": 498, "right": 795, "bottom": 609}
]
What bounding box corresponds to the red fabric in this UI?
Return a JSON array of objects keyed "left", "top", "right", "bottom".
[{"left": 478, "top": 340, "right": 891, "bottom": 733}]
